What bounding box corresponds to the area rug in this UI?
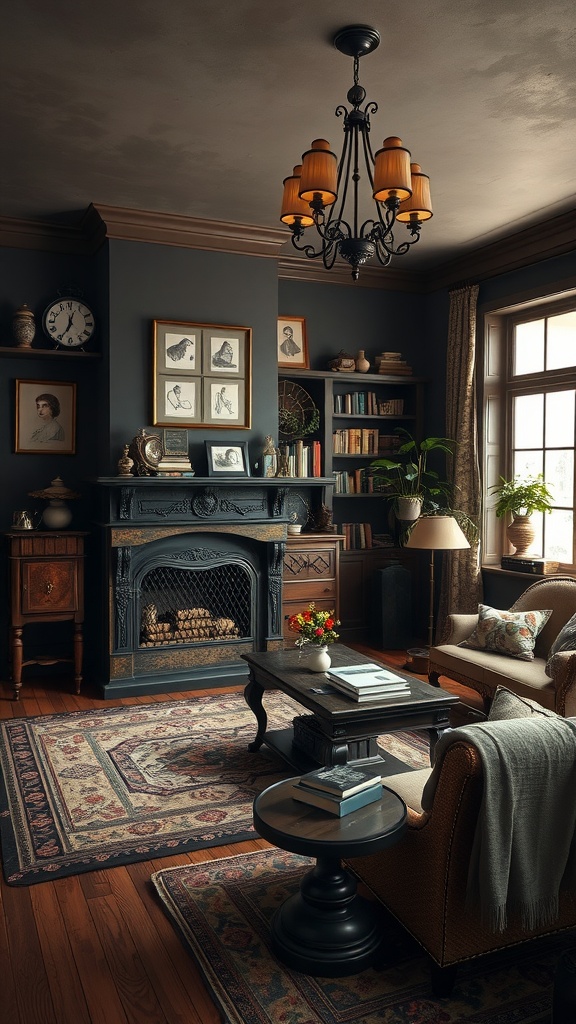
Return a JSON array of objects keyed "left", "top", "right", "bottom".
[
  {"left": 152, "top": 846, "right": 568, "bottom": 1024},
  {"left": 0, "top": 692, "right": 427, "bottom": 885}
]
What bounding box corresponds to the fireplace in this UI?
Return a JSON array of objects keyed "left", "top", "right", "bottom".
[{"left": 93, "top": 477, "right": 328, "bottom": 697}]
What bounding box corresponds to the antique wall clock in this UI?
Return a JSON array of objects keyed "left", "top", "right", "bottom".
[{"left": 42, "top": 296, "right": 96, "bottom": 349}]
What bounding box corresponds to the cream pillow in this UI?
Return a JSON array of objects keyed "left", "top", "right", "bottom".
[
  {"left": 458, "top": 604, "right": 552, "bottom": 661},
  {"left": 487, "top": 685, "right": 558, "bottom": 720}
]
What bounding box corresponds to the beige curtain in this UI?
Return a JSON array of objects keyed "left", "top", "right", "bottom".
[{"left": 436, "top": 284, "right": 483, "bottom": 640}]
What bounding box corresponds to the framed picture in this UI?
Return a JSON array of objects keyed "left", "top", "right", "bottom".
[
  {"left": 277, "top": 316, "right": 309, "bottom": 369},
  {"left": 205, "top": 440, "right": 251, "bottom": 477},
  {"left": 153, "top": 320, "right": 251, "bottom": 428},
  {"left": 15, "top": 379, "right": 76, "bottom": 454}
]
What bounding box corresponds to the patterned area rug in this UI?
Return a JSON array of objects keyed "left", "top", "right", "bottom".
[
  {"left": 0, "top": 692, "right": 427, "bottom": 885},
  {"left": 152, "top": 847, "right": 567, "bottom": 1024}
]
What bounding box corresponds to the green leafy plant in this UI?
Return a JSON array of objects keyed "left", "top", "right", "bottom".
[
  {"left": 370, "top": 429, "right": 455, "bottom": 503},
  {"left": 489, "top": 474, "right": 554, "bottom": 518}
]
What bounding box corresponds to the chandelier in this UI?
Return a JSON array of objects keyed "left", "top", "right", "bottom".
[{"left": 280, "top": 25, "right": 432, "bottom": 281}]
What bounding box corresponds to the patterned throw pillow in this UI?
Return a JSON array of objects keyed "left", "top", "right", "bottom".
[
  {"left": 458, "top": 604, "right": 553, "bottom": 661},
  {"left": 546, "top": 611, "right": 576, "bottom": 677},
  {"left": 487, "top": 685, "right": 558, "bottom": 720}
]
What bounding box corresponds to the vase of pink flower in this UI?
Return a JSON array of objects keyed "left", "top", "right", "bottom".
[{"left": 288, "top": 603, "right": 340, "bottom": 672}]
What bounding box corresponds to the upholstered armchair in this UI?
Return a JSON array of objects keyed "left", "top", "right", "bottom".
[
  {"left": 346, "top": 710, "right": 576, "bottom": 994},
  {"left": 428, "top": 576, "right": 576, "bottom": 715}
]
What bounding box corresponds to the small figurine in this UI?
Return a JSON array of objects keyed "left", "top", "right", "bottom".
[
  {"left": 311, "top": 503, "right": 334, "bottom": 533},
  {"left": 117, "top": 444, "right": 134, "bottom": 476}
]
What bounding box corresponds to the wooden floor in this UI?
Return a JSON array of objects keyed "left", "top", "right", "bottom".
[{"left": 0, "top": 649, "right": 483, "bottom": 1024}]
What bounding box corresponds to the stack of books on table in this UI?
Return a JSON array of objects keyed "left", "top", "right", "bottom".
[
  {"left": 291, "top": 764, "right": 383, "bottom": 816},
  {"left": 327, "top": 663, "right": 411, "bottom": 702}
]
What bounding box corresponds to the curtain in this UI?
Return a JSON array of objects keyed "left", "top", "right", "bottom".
[{"left": 436, "top": 284, "right": 483, "bottom": 640}]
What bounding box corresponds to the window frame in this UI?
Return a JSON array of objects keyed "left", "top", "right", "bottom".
[{"left": 481, "top": 294, "right": 576, "bottom": 572}]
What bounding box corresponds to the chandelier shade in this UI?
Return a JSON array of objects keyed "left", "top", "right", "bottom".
[{"left": 279, "top": 25, "right": 432, "bottom": 281}]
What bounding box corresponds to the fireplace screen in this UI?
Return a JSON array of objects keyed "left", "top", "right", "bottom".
[{"left": 139, "top": 562, "right": 253, "bottom": 647}]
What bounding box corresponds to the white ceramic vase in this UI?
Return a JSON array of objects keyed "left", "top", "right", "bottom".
[
  {"left": 307, "top": 645, "right": 331, "bottom": 673},
  {"left": 395, "top": 496, "right": 422, "bottom": 522}
]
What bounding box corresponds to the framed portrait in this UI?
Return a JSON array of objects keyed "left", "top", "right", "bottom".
[
  {"left": 205, "top": 440, "right": 250, "bottom": 477},
  {"left": 15, "top": 379, "right": 76, "bottom": 455},
  {"left": 152, "top": 320, "right": 251, "bottom": 428},
  {"left": 277, "top": 316, "right": 309, "bottom": 369}
]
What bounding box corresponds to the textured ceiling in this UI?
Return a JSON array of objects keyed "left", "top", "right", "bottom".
[{"left": 2, "top": 0, "right": 575, "bottom": 268}]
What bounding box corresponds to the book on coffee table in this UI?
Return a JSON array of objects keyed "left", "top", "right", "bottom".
[
  {"left": 327, "top": 664, "right": 411, "bottom": 702},
  {"left": 296, "top": 763, "right": 383, "bottom": 799},
  {"left": 291, "top": 779, "right": 383, "bottom": 816}
]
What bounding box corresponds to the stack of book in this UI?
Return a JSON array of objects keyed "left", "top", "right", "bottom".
[
  {"left": 377, "top": 352, "right": 413, "bottom": 375},
  {"left": 327, "top": 663, "right": 411, "bottom": 702},
  {"left": 291, "top": 763, "right": 383, "bottom": 816}
]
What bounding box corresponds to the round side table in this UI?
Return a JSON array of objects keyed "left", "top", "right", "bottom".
[{"left": 253, "top": 777, "right": 406, "bottom": 977}]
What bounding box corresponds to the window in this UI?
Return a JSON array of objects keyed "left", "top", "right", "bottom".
[{"left": 483, "top": 298, "right": 576, "bottom": 570}]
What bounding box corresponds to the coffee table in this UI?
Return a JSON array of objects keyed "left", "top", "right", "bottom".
[
  {"left": 253, "top": 777, "right": 407, "bottom": 976},
  {"left": 242, "top": 644, "right": 458, "bottom": 772}
]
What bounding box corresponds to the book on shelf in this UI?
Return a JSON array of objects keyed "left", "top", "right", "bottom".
[
  {"left": 291, "top": 779, "right": 383, "bottom": 815},
  {"left": 296, "top": 764, "right": 383, "bottom": 799}
]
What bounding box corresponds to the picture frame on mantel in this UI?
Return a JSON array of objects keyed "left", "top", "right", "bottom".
[
  {"left": 205, "top": 440, "right": 251, "bottom": 477},
  {"left": 277, "top": 316, "right": 309, "bottom": 369},
  {"left": 152, "top": 319, "right": 251, "bottom": 428},
  {"left": 15, "top": 379, "right": 76, "bottom": 455}
]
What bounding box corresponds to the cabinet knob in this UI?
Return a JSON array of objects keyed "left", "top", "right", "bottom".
[{"left": 45, "top": 581, "right": 54, "bottom": 595}]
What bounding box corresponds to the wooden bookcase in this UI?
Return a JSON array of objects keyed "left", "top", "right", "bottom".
[{"left": 278, "top": 369, "right": 426, "bottom": 643}]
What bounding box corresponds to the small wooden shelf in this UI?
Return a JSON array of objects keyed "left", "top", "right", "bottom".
[{"left": 0, "top": 346, "right": 99, "bottom": 359}]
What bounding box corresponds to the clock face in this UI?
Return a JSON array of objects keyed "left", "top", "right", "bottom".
[{"left": 43, "top": 297, "right": 95, "bottom": 348}]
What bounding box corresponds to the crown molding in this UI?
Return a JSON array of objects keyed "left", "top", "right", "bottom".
[
  {"left": 91, "top": 204, "right": 286, "bottom": 258},
  {"left": 277, "top": 254, "right": 424, "bottom": 291},
  {"left": 0, "top": 204, "right": 574, "bottom": 293},
  {"left": 425, "top": 208, "right": 576, "bottom": 291}
]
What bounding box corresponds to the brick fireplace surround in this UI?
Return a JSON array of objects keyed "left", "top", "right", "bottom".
[{"left": 93, "top": 477, "right": 329, "bottom": 698}]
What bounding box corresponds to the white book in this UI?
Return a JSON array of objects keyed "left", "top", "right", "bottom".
[
  {"left": 329, "top": 680, "right": 411, "bottom": 703},
  {"left": 327, "top": 664, "right": 407, "bottom": 689}
]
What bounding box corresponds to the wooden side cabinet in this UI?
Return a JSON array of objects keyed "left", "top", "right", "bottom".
[
  {"left": 6, "top": 531, "right": 87, "bottom": 700},
  {"left": 282, "top": 533, "right": 344, "bottom": 644}
]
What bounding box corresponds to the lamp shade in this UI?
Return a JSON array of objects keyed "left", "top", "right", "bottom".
[
  {"left": 280, "top": 165, "right": 315, "bottom": 227},
  {"left": 28, "top": 476, "right": 80, "bottom": 501},
  {"left": 405, "top": 515, "right": 470, "bottom": 551},
  {"left": 396, "top": 163, "right": 433, "bottom": 223},
  {"left": 299, "top": 139, "right": 338, "bottom": 205},
  {"left": 372, "top": 136, "right": 413, "bottom": 203}
]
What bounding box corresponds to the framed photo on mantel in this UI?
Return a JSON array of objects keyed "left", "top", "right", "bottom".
[{"left": 152, "top": 319, "right": 252, "bottom": 428}]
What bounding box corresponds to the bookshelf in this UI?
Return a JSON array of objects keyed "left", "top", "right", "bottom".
[{"left": 278, "top": 368, "right": 426, "bottom": 642}]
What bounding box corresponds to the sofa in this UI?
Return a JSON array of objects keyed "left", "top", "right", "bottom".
[
  {"left": 346, "top": 689, "right": 576, "bottom": 994},
  {"left": 427, "top": 576, "right": 576, "bottom": 715}
]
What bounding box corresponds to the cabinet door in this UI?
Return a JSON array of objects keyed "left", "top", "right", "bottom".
[{"left": 22, "top": 559, "right": 78, "bottom": 614}]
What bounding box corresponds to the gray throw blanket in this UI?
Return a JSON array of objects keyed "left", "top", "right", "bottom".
[{"left": 423, "top": 717, "right": 576, "bottom": 932}]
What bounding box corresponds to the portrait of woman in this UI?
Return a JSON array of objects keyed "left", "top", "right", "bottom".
[
  {"left": 31, "top": 393, "right": 65, "bottom": 442},
  {"left": 15, "top": 380, "right": 76, "bottom": 454}
]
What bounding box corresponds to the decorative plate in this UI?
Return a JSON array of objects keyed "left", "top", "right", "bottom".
[{"left": 278, "top": 380, "right": 319, "bottom": 441}]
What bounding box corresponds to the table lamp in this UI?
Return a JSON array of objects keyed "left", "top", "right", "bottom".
[{"left": 405, "top": 515, "right": 470, "bottom": 650}]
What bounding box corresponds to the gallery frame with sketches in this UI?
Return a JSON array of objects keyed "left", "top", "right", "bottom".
[
  {"left": 205, "top": 440, "right": 251, "bottom": 476},
  {"left": 15, "top": 379, "right": 77, "bottom": 454},
  {"left": 277, "top": 316, "right": 309, "bottom": 369},
  {"left": 152, "top": 320, "right": 251, "bottom": 428}
]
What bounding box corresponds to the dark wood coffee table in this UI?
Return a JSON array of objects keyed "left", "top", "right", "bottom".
[
  {"left": 253, "top": 777, "right": 407, "bottom": 976},
  {"left": 242, "top": 644, "right": 458, "bottom": 773}
]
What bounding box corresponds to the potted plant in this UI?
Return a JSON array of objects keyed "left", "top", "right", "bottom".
[
  {"left": 489, "top": 474, "right": 554, "bottom": 556},
  {"left": 370, "top": 429, "right": 455, "bottom": 521}
]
